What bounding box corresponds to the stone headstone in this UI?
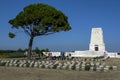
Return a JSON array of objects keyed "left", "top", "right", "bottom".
[{"left": 112, "top": 66, "right": 117, "bottom": 70}]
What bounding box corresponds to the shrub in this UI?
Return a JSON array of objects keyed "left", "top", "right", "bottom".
[
  {"left": 85, "top": 64, "right": 91, "bottom": 71},
  {"left": 71, "top": 65, "right": 76, "bottom": 70},
  {"left": 26, "top": 63, "right": 30, "bottom": 67},
  {"left": 41, "top": 65, "right": 45, "bottom": 68},
  {"left": 109, "top": 66, "right": 113, "bottom": 70},
  {"left": 0, "top": 62, "right": 6, "bottom": 66},
  {"left": 53, "top": 64, "right": 58, "bottom": 69}
]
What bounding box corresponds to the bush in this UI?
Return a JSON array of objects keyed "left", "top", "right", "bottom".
[
  {"left": 53, "top": 64, "right": 58, "bottom": 69},
  {"left": 71, "top": 65, "right": 76, "bottom": 70},
  {"left": 85, "top": 64, "right": 91, "bottom": 71},
  {"left": 0, "top": 55, "right": 9, "bottom": 58},
  {"left": 26, "top": 63, "right": 30, "bottom": 67},
  {"left": 41, "top": 65, "right": 45, "bottom": 68},
  {"left": 109, "top": 66, "right": 113, "bottom": 70},
  {"left": 0, "top": 62, "right": 6, "bottom": 66}
]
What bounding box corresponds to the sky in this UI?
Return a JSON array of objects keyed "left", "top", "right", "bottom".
[{"left": 0, "top": 0, "right": 120, "bottom": 52}]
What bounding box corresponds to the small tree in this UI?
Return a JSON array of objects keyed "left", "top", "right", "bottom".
[
  {"left": 17, "top": 48, "right": 24, "bottom": 52},
  {"left": 34, "top": 47, "right": 40, "bottom": 54},
  {"left": 8, "top": 3, "right": 71, "bottom": 59}
]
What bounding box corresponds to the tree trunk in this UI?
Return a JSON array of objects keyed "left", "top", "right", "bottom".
[{"left": 28, "top": 36, "right": 34, "bottom": 59}]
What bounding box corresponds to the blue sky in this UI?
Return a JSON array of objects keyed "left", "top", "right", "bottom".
[{"left": 0, "top": 0, "right": 120, "bottom": 52}]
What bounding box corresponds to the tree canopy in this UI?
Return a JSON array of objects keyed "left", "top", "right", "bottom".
[
  {"left": 8, "top": 3, "right": 71, "bottom": 59},
  {"left": 9, "top": 3, "right": 71, "bottom": 37}
]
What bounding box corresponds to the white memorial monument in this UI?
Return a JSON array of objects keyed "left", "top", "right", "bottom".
[
  {"left": 89, "top": 28, "right": 105, "bottom": 52},
  {"left": 43, "top": 27, "right": 120, "bottom": 58}
]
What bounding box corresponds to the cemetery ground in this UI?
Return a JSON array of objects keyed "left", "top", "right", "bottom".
[{"left": 0, "top": 58, "right": 120, "bottom": 80}]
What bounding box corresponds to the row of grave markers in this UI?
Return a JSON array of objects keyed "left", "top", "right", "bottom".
[{"left": 0, "top": 59, "right": 117, "bottom": 72}]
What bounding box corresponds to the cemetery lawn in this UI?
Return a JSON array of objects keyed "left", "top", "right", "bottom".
[{"left": 0, "top": 66, "right": 120, "bottom": 80}]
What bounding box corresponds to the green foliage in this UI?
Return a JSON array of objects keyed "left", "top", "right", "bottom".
[
  {"left": 93, "top": 56, "right": 104, "bottom": 60},
  {"left": 0, "top": 55, "right": 9, "bottom": 58},
  {"left": 17, "top": 48, "right": 24, "bottom": 52},
  {"left": 85, "top": 64, "right": 91, "bottom": 71},
  {"left": 109, "top": 66, "right": 113, "bottom": 70},
  {"left": 8, "top": 3, "right": 71, "bottom": 59},
  {"left": 8, "top": 32, "right": 15, "bottom": 38},
  {"left": 41, "top": 65, "right": 45, "bottom": 68},
  {"left": 34, "top": 47, "right": 40, "bottom": 54},
  {"left": 9, "top": 3, "right": 71, "bottom": 37},
  {"left": 0, "top": 50, "right": 25, "bottom": 58},
  {"left": 0, "top": 50, "right": 15, "bottom": 53},
  {"left": 0, "top": 62, "right": 6, "bottom": 66},
  {"left": 71, "top": 65, "right": 76, "bottom": 70},
  {"left": 26, "top": 63, "right": 30, "bottom": 67},
  {"left": 53, "top": 64, "right": 58, "bottom": 69}
]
